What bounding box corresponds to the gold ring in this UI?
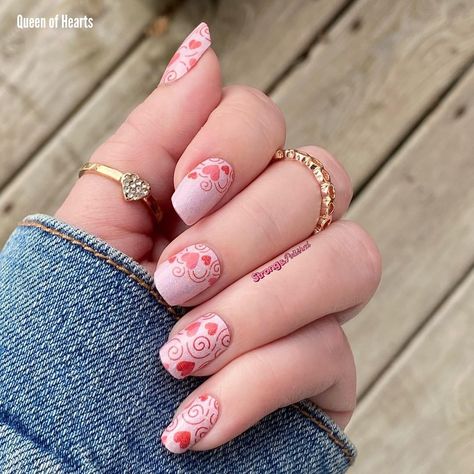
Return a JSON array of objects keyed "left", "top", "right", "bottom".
[
  {"left": 78, "top": 162, "right": 163, "bottom": 224},
  {"left": 273, "top": 149, "right": 335, "bottom": 233}
]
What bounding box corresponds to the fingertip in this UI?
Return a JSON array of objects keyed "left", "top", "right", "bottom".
[{"left": 159, "top": 22, "right": 213, "bottom": 85}]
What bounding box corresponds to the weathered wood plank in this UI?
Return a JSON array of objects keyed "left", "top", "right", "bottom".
[
  {"left": 348, "top": 270, "right": 474, "bottom": 474},
  {"left": 0, "top": 0, "right": 167, "bottom": 188},
  {"left": 345, "top": 67, "right": 474, "bottom": 394},
  {"left": 210, "top": 0, "right": 348, "bottom": 88},
  {"left": 0, "top": 0, "right": 348, "bottom": 243},
  {"left": 272, "top": 0, "right": 474, "bottom": 189}
]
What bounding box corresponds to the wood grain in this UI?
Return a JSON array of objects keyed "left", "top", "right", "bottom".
[
  {"left": 0, "top": 0, "right": 349, "bottom": 243},
  {"left": 0, "top": 0, "right": 167, "bottom": 188},
  {"left": 345, "top": 66, "right": 474, "bottom": 394},
  {"left": 210, "top": 0, "right": 348, "bottom": 89},
  {"left": 272, "top": 0, "right": 474, "bottom": 189},
  {"left": 348, "top": 270, "right": 474, "bottom": 473}
]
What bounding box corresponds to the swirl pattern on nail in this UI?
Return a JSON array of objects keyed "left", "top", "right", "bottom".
[
  {"left": 160, "top": 313, "right": 230, "bottom": 379},
  {"left": 161, "top": 394, "right": 219, "bottom": 454},
  {"left": 172, "top": 158, "right": 235, "bottom": 225},
  {"left": 154, "top": 244, "right": 221, "bottom": 306},
  {"left": 160, "top": 22, "right": 211, "bottom": 85}
]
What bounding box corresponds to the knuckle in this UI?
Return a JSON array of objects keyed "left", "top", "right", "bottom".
[
  {"left": 223, "top": 85, "right": 286, "bottom": 139},
  {"left": 341, "top": 221, "right": 382, "bottom": 291},
  {"left": 318, "top": 316, "right": 350, "bottom": 362},
  {"left": 240, "top": 193, "right": 283, "bottom": 249},
  {"left": 122, "top": 106, "right": 150, "bottom": 139},
  {"left": 304, "top": 145, "right": 353, "bottom": 206},
  {"left": 226, "top": 85, "right": 271, "bottom": 107}
]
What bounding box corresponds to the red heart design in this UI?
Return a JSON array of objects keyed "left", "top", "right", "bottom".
[
  {"left": 181, "top": 252, "right": 199, "bottom": 269},
  {"left": 208, "top": 277, "right": 218, "bottom": 285},
  {"left": 173, "top": 431, "right": 191, "bottom": 449},
  {"left": 221, "top": 165, "right": 230, "bottom": 175},
  {"left": 202, "top": 165, "right": 220, "bottom": 181},
  {"left": 199, "top": 394, "right": 208, "bottom": 401},
  {"left": 176, "top": 360, "right": 195, "bottom": 377},
  {"left": 189, "top": 58, "right": 197, "bottom": 67},
  {"left": 185, "top": 321, "right": 201, "bottom": 336},
  {"left": 169, "top": 52, "right": 180, "bottom": 65},
  {"left": 189, "top": 39, "right": 201, "bottom": 49},
  {"left": 161, "top": 434, "right": 168, "bottom": 443},
  {"left": 168, "top": 256, "right": 176, "bottom": 263},
  {"left": 205, "top": 322, "right": 217, "bottom": 336},
  {"left": 187, "top": 171, "right": 197, "bottom": 179},
  {"left": 201, "top": 255, "right": 211, "bottom": 265}
]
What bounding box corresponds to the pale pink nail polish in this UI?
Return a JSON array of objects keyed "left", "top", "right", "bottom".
[
  {"left": 162, "top": 394, "right": 219, "bottom": 454},
  {"left": 160, "top": 313, "right": 230, "bottom": 379},
  {"left": 154, "top": 244, "right": 221, "bottom": 306},
  {"left": 160, "top": 22, "right": 211, "bottom": 85},
  {"left": 172, "top": 158, "right": 234, "bottom": 225}
]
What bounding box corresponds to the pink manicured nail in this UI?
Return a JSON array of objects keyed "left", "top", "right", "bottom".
[
  {"left": 172, "top": 158, "right": 234, "bottom": 225},
  {"left": 160, "top": 313, "right": 230, "bottom": 379},
  {"left": 161, "top": 394, "right": 219, "bottom": 454},
  {"left": 154, "top": 244, "right": 221, "bottom": 306},
  {"left": 160, "top": 22, "right": 211, "bottom": 85}
]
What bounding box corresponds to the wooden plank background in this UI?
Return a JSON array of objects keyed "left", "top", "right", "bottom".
[
  {"left": 1, "top": 0, "right": 473, "bottom": 471},
  {"left": 0, "top": 0, "right": 170, "bottom": 188},
  {"left": 348, "top": 270, "right": 474, "bottom": 473}
]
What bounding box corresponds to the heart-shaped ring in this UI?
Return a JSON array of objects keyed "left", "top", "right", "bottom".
[{"left": 79, "top": 162, "right": 163, "bottom": 224}]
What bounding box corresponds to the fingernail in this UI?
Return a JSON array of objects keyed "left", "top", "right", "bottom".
[
  {"left": 172, "top": 158, "right": 234, "bottom": 225},
  {"left": 160, "top": 313, "right": 230, "bottom": 379},
  {"left": 160, "top": 22, "right": 211, "bottom": 85},
  {"left": 154, "top": 244, "right": 221, "bottom": 306},
  {"left": 162, "top": 394, "right": 219, "bottom": 454}
]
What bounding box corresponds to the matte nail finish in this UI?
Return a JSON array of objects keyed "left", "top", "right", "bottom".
[
  {"left": 160, "top": 22, "right": 211, "bottom": 85},
  {"left": 154, "top": 244, "right": 221, "bottom": 306},
  {"left": 161, "top": 394, "right": 219, "bottom": 454},
  {"left": 172, "top": 158, "right": 234, "bottom": 225},
  {"left": 160, "top": 313, "right": 230, "bottom": 379}
]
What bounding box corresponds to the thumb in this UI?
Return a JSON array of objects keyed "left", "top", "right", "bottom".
[{"left": 56, "top": 23, "right": 222, "bottom": 264}]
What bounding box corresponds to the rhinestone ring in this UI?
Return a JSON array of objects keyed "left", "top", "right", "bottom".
[
  {"left": 273, "top": 149, "right": 335, "bottom": 233},
  {"left": 79, "top": 162, "right": 163, "bottom": 224}
]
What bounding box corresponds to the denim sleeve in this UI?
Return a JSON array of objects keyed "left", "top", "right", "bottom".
[{"left": 0, "top": 214, "right": 356, "bottom": 474}]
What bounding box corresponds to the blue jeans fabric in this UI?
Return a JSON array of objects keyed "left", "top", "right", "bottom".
[{"left": 0, "top": 214, "right": 356, "bottom": 473}]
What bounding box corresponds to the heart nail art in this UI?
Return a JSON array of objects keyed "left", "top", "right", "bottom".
[
  {"left": 154, "top": 244, "right": 221, "bottom": 306},
  {"left": 202, "top": 165, "right": 220, "bottom": 181},
  {"left": 176, "top": 361, "right": 195, "bottom": 377},
  {"left": 181, "top": 252, "right": 199, "bottom": 270},
  {"left": 160, "top": 313, "right": 230, "bottom": 379},
  {"left": 160, "top": 22, "right": 211, "bottom": 85},
  {"left": 162, "top": 394, "right": 219, "bottom": 453},
  {"left": 189, "top": 39, "right": 202, "bottom": 49},
  {"left": 205, "top": 322, "right": 218, "bottom": 335},
  {"left": 185, "top": 321, "right": 201, "bottom": 336},
  {"left": 172, "top": 158, "right": 234, "bottom": 225}
]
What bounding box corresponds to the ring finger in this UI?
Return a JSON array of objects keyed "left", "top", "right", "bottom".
[{"left": 159, "top": 220, "right": 380, "bottom": 379}]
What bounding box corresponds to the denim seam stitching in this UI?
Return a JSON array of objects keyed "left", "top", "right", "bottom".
[
  {"left": 292, "top": 404, "right": 355, "bottom": 464},
  {"left": 0, "top": 409, "right": 80, "bottom": 470},
  {"left": 19, "top": 221, "right": 178, "bottom": 319}
]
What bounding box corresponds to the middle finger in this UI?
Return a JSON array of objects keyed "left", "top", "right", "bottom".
[{"left": 154, "top": 145, "right": 352, "bottom": 306}]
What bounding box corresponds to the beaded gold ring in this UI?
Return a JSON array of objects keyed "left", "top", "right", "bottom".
[{"left": 273, "top": 149, "right": 335, "bottom": 233}]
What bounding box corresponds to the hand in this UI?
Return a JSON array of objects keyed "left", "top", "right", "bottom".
[{"left": 56, "top": 23, "right": 381, "bottom": 454}]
